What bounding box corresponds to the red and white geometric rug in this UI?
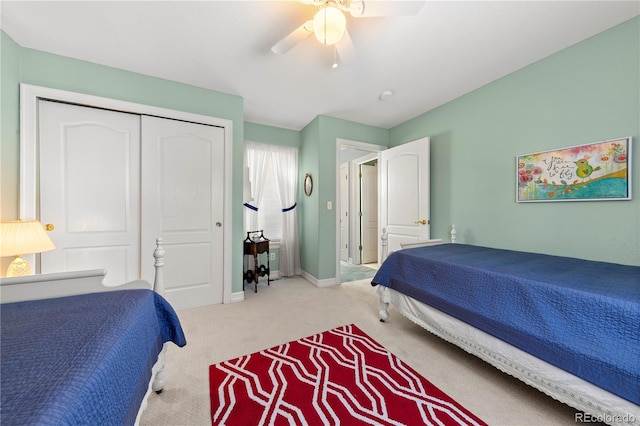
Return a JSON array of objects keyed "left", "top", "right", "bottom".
[{"left": 209, "top": 324, "right": 487, "bottom": 425}]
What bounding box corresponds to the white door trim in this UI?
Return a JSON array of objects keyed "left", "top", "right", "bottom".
[
  {"left": 335, "top": 138, "right": 385, "bottom": 283},
  {"left": 19, "top": 84, "right": 234, "bottom": 303}
]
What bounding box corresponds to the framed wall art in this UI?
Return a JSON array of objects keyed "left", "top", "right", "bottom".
[{"left": 517, "top": 137, "right": 631, "bottom": 202}]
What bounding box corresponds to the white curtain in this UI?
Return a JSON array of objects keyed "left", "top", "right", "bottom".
[
  {"left": 271, "top": 145, "right": 301, "bottom": 277},
  {"left": 244, "top": 142, "right": 269, "bottom": 234}
]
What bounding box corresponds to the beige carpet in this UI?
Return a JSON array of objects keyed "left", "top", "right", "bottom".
[{"left": 140, "top": 276, "right": 579, "bottom": 425}]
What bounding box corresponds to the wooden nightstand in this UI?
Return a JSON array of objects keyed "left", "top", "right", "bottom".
[{"left": 243, "top": 230, "right": 271, "bottom": 293}]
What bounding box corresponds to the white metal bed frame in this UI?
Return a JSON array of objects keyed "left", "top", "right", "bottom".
[
  {"left": 0, "top": 237, "right": 171, "bottom": 425},
  {"left": 378, "top": 228, "right": 640, "bottom": 426}
]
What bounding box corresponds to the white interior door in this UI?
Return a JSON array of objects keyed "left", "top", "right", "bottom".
[
  {"left": 360, "top": 163, "right": 378, "bottom": 264},
  {"left": 340, "top": 163, "right": 349, "bottom": 262},
  {"left": 141, "top": 116, "right": 224, "bottom": 309},
  {"left": 39, "top": 101, "right": 141, "bottom": 285},
  {"left": 379, "top": 137, "right": 430, "bottom": 261}
]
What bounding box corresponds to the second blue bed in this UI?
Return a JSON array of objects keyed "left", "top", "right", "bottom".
[{"left": 372, "top": 243, "right": 640, "bottom": 406}]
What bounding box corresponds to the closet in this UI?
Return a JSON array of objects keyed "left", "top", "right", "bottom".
[{"left": 37, "top": 99, "right": 225, "bottom": 309}]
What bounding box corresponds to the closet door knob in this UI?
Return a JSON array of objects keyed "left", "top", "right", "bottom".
[
  {"left": 44, "top": 223, "right": 55, "bottom": 231},
  {"left": 216, "top": 222, "right": 222, "bottom": 227}
]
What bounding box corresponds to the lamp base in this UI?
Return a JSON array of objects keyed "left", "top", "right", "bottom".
[{"left": 7, "top": 256, "right": 31, "bottom": 277}]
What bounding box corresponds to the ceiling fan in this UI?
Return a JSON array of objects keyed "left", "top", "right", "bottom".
[{"left": 271, "top": 0, "right": 425, "bottom": 66}]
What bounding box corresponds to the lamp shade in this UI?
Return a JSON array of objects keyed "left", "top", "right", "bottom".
[
  {"left": 313, "top": 5, "right": 347, "bottom": 46},
  {"left": 0, "top": 220, "right": 55, "bottom": 257}
]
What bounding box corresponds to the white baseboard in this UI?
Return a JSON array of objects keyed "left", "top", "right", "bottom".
[
  {"left": 229, "top": 291, "right": 245, "bottom": 303},
  {"left": 234, "top": 269, "right": 337, "bottom": 302},
  {"left": 301, "top": 270, "right": 337, "bottom": 288},
  {"left": 234, "top": 270, "right": 281, "bottom": 303}
]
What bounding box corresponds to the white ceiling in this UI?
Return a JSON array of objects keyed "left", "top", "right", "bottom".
[{"left": 2, "top": 1, "right": 638, "bottom": 130}]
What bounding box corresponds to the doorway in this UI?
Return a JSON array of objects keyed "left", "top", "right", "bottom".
[
  {"left": 335, "top": 139, "right": 384, "bottom": 283},
  {"left": 359, "top": 159, "right": 378, "bottom": 266}
]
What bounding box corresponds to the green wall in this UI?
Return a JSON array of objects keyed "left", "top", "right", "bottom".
[
  {"left": 244, "top": 122, "right": 300, "bottom": 148},
  {"left": 1, "top": 33, "right": 25, "bottom": 274},
  {"left": 301, "top": 116, "right": 389, "bottom": 280},
  {"left": 299, "top": 118, "right": 322, "bottom": 278},
  {"left": 1, "top": 32, "right": 21, "bottom": 222},
  {"left": 390, "top": 17, "right": 640, "bottom": 266}
]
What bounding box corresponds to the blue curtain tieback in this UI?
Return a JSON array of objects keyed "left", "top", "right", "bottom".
[
  {"left": 243, "top": 203, "right": 258, "bottom": 211},
  {"left": 282, "top": 203, "right": 297, "bottom": 212}
]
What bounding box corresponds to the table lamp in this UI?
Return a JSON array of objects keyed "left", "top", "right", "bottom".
[{"left": 0, "top": 220, "right": 56, "bottom": 277}]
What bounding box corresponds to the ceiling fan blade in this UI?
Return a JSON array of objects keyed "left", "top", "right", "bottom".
[
  {"left": 335, "top": 29, "right": 356, "bottom": 66},
  {"left": 348, "top": 0, "right": 425, "bottom": 18},
  {"left": 271, "top": 20, "right": 314, "bottom": 54}
]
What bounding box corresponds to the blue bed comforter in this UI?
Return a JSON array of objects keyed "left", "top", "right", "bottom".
[
  {"left": 372, "top": 244, "right": 640, "bottom": 405},
  {"left": 1, "top": 289, "right": 186, "bottom": 425}
]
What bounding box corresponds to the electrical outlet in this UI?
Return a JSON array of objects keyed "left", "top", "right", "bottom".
[{"left": 270, "top": 252, "right": 276, "bottom": 261}]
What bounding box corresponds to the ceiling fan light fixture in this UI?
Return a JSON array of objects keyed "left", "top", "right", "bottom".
[{"left": 313, "top": 5, "right": 347, "bottom": 46}]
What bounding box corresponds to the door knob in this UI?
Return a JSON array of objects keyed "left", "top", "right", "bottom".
[
  {"left": 216, "top": 222, "right": 222, "bottom": 227},
  {"left": 414, "top": 219, "right": 428, "bottom": 225},
  {"left": 44, "top": 223, "right": 55, "bottom": 231}
]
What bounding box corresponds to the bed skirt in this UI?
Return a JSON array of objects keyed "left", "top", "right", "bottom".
[{"left": 378, "top": 286, "right": 640, "bottom": 426}]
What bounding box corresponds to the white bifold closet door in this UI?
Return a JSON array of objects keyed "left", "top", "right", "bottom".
[
  {"left": 39, "top": 101, "right": 141, "bottom": 286},
  {"left": 141, "top": 116, "right": 224, "bottom": 308},
  {"left": 38, "top": 100, "right": 224, "bottom": 309}
]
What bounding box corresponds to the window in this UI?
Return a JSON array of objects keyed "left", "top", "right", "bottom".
[
  {"left": 255, "top": 153, "right": 281, "bottom": 241},
  {"left": 245, "top": 141, "right": 301, "bottom": 276},
  {"left": 244, "top": 142, "right": 297, "bottom": 242}
]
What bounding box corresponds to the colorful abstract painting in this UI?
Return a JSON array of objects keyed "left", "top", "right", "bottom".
[{"left": 517, "top": 137, "right": 631, "bottom": 202}]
